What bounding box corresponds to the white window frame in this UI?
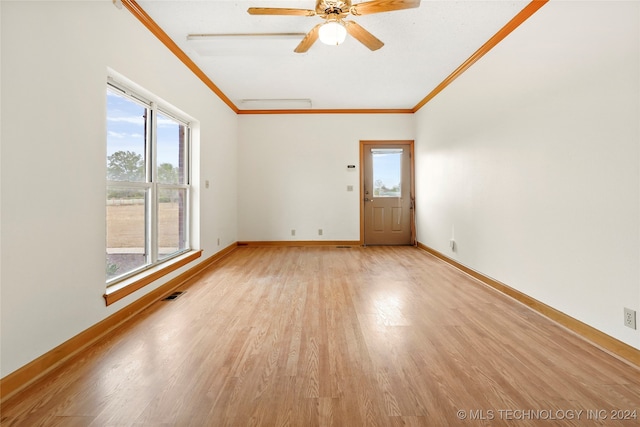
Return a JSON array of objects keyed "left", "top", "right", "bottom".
[{"left": 106, "top": 80, "right": 192, "bottom": 287}]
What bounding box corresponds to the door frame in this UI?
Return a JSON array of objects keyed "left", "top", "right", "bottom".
[{"left": 359, "top": 140, "right": 415, "bottom": 246}]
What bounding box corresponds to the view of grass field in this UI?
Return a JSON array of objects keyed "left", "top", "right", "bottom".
[
  {"left": 106, "top": 202, "right": 180, "bottom": 248},
  {"left": 106, "top": 202, "right": 183, "bottom": 280}
]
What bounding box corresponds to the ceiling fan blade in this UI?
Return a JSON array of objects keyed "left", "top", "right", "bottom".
[
  {"left": 247, "top": 7, "right": 316, "bottom": 16},
  {"left": 350, "top": 0, "right": 419, "bottom": 16},
  {"left": 294, "top": 23, "right": 323, "bottom": 53},
  {"left": 344, "top": 21, "right": 384, "bottom": 51}
]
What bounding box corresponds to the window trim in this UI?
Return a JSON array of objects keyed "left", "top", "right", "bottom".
[
  {"left": 106, "top": 78, "right": 195, "bottom": 293},
  {"left": 103, "top": 249, "right": 202, "bottom": 306}
]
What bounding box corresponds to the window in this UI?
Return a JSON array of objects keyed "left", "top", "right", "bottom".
[
  {"left": 372, "top": 148, "right": 403, "bottom": 197},
  {"left": 106, "top": 80, "right": 191, "bottom": 286}
]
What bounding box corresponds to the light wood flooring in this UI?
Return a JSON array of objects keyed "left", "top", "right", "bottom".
[{"left": 2, "top": 246, "right": 639, "bottom": 426}]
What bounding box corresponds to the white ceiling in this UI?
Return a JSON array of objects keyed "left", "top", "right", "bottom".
[{"left": 136, "top": 0, "right": 530, "bottom": 110}]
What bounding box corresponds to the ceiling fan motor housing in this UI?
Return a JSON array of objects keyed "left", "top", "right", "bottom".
[{"left": 318, "top": 0, "right": 351, "bottom": 15}]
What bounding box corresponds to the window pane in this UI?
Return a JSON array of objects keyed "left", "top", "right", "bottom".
[
  {"left": 372, "top": 148, "right": 402, "bottom": 197},
  {"left": 156, "top": 113, "right": 187, "bottom": 185},
  {"left": 158, "top": 187, "right": 188, "bottom": 260},
  {"left": 106, "top": 89, "right": 147, "bottom": 182},
  {"left": 106, "top": 187, "right": 148, "bottom": 281}
]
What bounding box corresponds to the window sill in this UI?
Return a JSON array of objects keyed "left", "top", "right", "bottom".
[{"left": 103, "top": 249, "right": 203, "bottom": 306}]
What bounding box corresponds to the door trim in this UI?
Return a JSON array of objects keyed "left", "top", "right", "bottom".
[{"left": 359, "top": 140, "right": 415, "bottom": 246}]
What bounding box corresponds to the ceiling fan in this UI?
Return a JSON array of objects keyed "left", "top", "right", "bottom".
[{"left": 247, "top": 0, "right": 420, "bottom": 53}]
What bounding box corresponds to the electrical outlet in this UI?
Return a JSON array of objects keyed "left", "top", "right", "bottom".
[
  {"left": 624, "top": 308, "right": 636, "bottom": 329},
  {"left": 291, "top": 229, "right": 296, "bottom": 236},
  {"left": 318, "top": 229, "right": 323, "bottom": 236},
  {"left": 449, "top": 239, "right": 456, "bottom": 251},
  {"left": 217, "top": 238, "right": 220, "bottom": 246}
]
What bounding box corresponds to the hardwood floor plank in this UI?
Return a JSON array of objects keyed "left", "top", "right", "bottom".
[{"left": 2, "top": 246, "right": 639, "bottom": 426}]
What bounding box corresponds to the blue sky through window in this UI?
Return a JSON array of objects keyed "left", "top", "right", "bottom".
[
  {"left": 107, "top": 90, "right": 181, "bottom": 167},
  {"left": 372, "top": 149, "right": 402, "bottom": 192},
  {"left": 106, "top": 90, "right": 145, "bottom": 163}
]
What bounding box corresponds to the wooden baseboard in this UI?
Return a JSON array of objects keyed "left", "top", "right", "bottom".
[
  {"left": 237, "top": 240, "right": 361, "bottom": 247},
  {"left": 417, "top": 242, "right": 640, "bottom": 368},
  {"left": 0, "top": 243, "right": 238, "bottom": 405}
]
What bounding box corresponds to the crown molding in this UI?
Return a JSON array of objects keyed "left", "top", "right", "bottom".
[
  {"left": 121, "top": 0, "right": 239, "bottom": 113},
  {"left": 412, "top": 0, "right": 548, "bottom": 112},
  {"left": 122, "top": 0, "right": 548, "bottom": 116},
  {"left": 237, "top": 108, "right": 414, "bottom": 115}
]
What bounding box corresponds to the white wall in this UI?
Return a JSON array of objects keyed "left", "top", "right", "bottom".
[
  {"left": 0, "top": 1, "right": 238, "bottom": 377},
  {"left": 238, "top": 114, "right": 415, "bottom": 242},
  {"left": 415, "top": 1, "right": 640, "bottom": 349}
]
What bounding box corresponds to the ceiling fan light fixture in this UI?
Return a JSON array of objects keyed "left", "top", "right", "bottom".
[{"left": 318, "top": 21, "right": 347, "bottom": 46}]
